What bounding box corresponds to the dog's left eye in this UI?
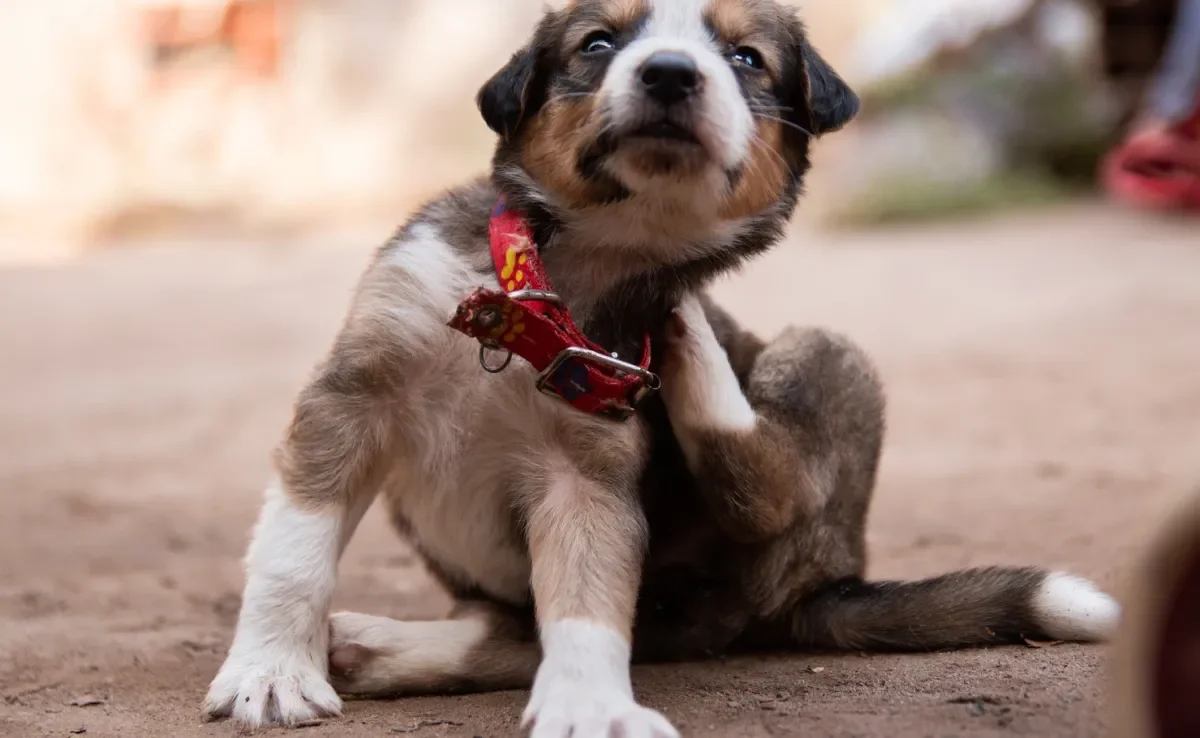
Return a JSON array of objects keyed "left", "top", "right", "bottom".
[{"left": 731, "top": 46, "right": 764, "bottom": 70}]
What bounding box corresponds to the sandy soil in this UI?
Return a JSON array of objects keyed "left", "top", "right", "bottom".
[{"left": 1, "top": 204, "right": 1197, "bottom": 738}]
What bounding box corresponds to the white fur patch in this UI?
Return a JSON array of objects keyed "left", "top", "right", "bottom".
[
  {"left": 661, "top": 294, "right": 757, "bottom": 464},
  {"left": 1032, "top": 572, "right": 1120, "bottom": 642},
  {"left": 204, "top": 482, "right": 368, "bottom": 727},
  {"left": 601, "top": 0, "right": 752, "bottom": 173},
  {"left": 377, "top": 222, "right": 478, "bottom": 348},
  {"left": 523, "top": 619, "right": 678, "bottom": 738},
  {"left": 647, "top": 0, "right": 713, "bottom": 42}
]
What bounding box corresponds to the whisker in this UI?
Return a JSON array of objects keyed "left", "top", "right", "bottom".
[
  {"left": 718, "top": 134, "right": 783, "bottom": 206},
  {"left": 751, "top": 112, "right": 814, "bottom": 139},
  {"left": 748, "top": 131, "right": 790, "bottom": 173},
  {"left": 737, "top": 154, "right": 767, "bottom": 197},
  {"left": 592, "top": 115, "right": 620, "bottom": 140},
  {"left": 545, "top": 91, "right": 597, "bottom": 106},
  {"left": 748, "top": 104, "right": 794, "bottom": 114}
]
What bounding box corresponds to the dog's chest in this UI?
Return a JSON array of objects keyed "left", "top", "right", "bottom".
[
  {"left": 380, "top": 356, "right": 542, "bottom": 603},
  {"left": 381, "top": 349, "right": 649, "bottom": 604},
  {"left": 380, "top": 338, "right": 637, "bottom": 605},
  {"left": 369, "top": 216, "right": 650, "bottom": 604}
]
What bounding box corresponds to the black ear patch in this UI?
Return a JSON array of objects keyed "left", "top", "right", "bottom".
[
  {"left": 477, "top": 46, "right": 540, "bottom": 141},
  {"left": 477, "top": 12, "right": 564, "bottom": 142},
  {"left": 800, "top": 40, "right": 859, "bottom": 135}
]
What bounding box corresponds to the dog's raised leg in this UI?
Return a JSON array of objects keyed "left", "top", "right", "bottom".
[
  {"left": 659, "top": 293, "right": 840, "bottom": 544},
  {"left": 518, "top": 455, "right": 678, "bottom": 738}
]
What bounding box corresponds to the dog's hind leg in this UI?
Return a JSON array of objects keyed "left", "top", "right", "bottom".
[
  {"left": 661, "top": 298, "right": 1118, "bottom": 653},
  {"left": 328, "top": 602, "right": 540, "bottom": 697},
  {"left": 658, "top": 294, "right": 882, "bottom": 545}
]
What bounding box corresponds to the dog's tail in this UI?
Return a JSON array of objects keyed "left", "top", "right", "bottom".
[{"left": 784, "top": 567, "right": 1119, "bottom": 652}]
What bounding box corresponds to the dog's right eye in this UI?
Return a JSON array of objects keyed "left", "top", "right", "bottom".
[{"left": 580, "top": 31, "right": 616, "bottom": 55}]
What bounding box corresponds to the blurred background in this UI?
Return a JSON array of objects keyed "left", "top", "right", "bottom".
[
  {"left": 0, "top": 0, "right": 1189, "bottom": 259},
  {"left": 1, "top": 2, "right": 1198, "bottom": 737}
]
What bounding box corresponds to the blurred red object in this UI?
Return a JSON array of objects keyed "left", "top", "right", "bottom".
[{"left": 1102, "top": 100, "right": 1200, "bottom": 211}]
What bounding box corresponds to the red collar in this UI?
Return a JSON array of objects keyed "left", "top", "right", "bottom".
[{"left": 448, "top": 199, "right": 659, "bottom": 419}]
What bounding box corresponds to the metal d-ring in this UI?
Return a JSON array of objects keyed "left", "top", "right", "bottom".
[{"left": 479, "top": 342, "right": 513, "bottom": 374}]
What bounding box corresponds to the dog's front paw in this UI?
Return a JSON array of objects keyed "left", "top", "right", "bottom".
[
  {"left": 203, "top": 644, "right": 342, "bottom": 728},
  {"left": 522, "top": 681, "right": 678, "bottom": 738},
  {"left": 661, "top": 294, "right": 721, "bottom": 405},
  {"left": 663, "top": 294, "right": 718, "bottom": 374}
]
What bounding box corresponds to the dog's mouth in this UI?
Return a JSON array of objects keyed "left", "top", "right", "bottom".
[{"left": 625, "top": 120, "right": 700, "bottom": 145}]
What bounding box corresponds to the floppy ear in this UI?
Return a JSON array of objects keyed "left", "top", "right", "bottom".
[
  {"left": 477, "top": 14, "right": 561, "bottom": 142},
  {"left": 799, "top": 39, "right": 859, "bottom": 135},
  {"left": 477, "top": 46, "right": 541, "bottom": 141}
]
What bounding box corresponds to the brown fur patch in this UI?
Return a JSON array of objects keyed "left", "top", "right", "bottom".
[
  {"left": 706, "top": 0, "right": 785, "bottom": 74},
  {"left": 566, "top": 0, "right": 649, "bottom": 46},
  {"left": 706, "top": 0, "right": 754, "bottom": 42},
  {"left": 620, "top": 145, "right": 709, "bottom": 181},
  {"left": 275, "top": 341, "right": 398, "bottom": 512},
  {"left": 718, "top": 119, "right": 789, "bottom": 220},
  {"left": 520, "top": 452, "right": 648, "bottom": 638},
  {"left": 689, "top": 424, "right": 806, "bottom": 543},
  {"left": 520, "top": 98, "right": 606, "bottom": 211}
]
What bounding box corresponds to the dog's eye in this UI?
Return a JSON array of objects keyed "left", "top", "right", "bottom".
[
  {"left": 581, "top": 30, "right": 616, "bottom": 55},
  {"left": 731, "top": 46, "right": 764, "bottom": 70}
]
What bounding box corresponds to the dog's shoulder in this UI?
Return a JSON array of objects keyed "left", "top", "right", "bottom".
[
  {"left": 326, "top": 177, "right": 502, "bottom": 377},
  {"left": 375, "top": 176, "right": 498, "bottom": 277}
]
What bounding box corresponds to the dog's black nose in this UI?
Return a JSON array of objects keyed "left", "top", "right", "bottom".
[{"left": 640, "top": 52, "right": 700, "bottom": 105}]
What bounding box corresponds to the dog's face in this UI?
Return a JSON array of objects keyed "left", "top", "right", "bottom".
[{"left": 479, "top": 0, "right": 857, "bottom": 222}]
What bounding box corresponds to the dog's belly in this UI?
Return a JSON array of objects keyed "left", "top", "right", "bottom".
[
  {"left": 384, "top": 466, "right": 532, "bottom": 605},
  {"left": 378, "top": 332, "right": 634, "bottom": 606},
  {"left": 373, "top": 333, "right": 533, "bottom": 604}
]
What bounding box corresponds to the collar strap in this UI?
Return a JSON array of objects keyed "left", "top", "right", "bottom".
[{"left": 448, "top": 199, "right": 659, "bottom": 419}]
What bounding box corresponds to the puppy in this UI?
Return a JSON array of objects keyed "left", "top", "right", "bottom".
[{"left": 204, "top": 1, "right": 1120, "bottom": 736}]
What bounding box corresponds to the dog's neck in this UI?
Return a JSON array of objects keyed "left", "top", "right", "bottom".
[{"left": 492, "top": 164, "right": 796, "bottom": 356}]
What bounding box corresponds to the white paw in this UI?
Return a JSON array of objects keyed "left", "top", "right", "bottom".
[
  {"left": 203, "top": 644, "right": 342, "bottom": 728},
  {"left": 661, "top": 293, "right": 756, "bottom": 444},
  {"left": 522, "top": 681, "right": 678, "bottom": 738},
  {"left": 665, "top": 294, "right": 720, "bottom": 363},
  {"left": 524, "top": 620, "right": 678, "bottom": 738}
]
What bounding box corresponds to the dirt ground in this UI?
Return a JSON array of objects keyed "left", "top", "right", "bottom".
[{"left": 1, "top": 204, "right": 1197, "bottom": 738}]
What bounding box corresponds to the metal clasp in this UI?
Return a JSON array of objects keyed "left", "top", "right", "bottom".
[{"left": 535, "top": 347, "right": 661, "bottom": 406}]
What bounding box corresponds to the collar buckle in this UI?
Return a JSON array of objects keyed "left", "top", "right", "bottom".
[
  {"left": 535, "top": 346, "right": 661, "bottom": 411},
  {"left": 450, "top": 198, "right": 659, "bottom": 419}
]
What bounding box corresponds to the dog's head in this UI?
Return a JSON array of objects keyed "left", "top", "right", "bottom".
[{"left": 478, "top": 0, "right": 857, "bottom": 228}]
